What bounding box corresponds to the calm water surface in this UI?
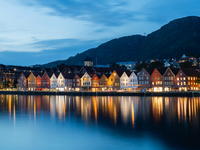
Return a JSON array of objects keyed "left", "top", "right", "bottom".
[{"left": 0, "top": 95, "right": 199, "bottom": 150}]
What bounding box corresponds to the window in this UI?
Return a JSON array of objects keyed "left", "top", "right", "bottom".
[
  {"left": 183, "top": 77, "right": 186, "bottom": 80},
  {"left": 180, "top": 73, "right": 182, "bottom": 76},
  {"left": 180, "top": 77, "right": 182, "bottom": 80},
  {"left": 188, "top": 77, "right": 190, "bottom": 80},
  {"left": 152, "top": 77, "right": 154, "bottom": 80},
  {"left": 177, "top": 77, "right": 179, "bottom": 81},
  {"left": 152, "top": 82, "right": 154, "bottom": 85},
  {"left": 184, "top": 82, "right": 186, "bottom": 85},
  {"left": 177, "top": 82, "right": 179, "bottom": 85}
]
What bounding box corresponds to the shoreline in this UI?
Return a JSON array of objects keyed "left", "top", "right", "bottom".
[{"left": 0, "top": 91, "right": 200, "bottom": 97}]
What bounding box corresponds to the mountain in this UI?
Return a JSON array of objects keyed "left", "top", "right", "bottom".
[{"left": 43, "top": 16, "right": 200, "bottom": 68}]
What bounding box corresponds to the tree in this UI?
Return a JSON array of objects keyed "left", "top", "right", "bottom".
[
  {"left": 179, "top": 61, "right": 193, "bottom": 69},
  {"left": 135, "top": 63, "right": 147, "bottom": 71},
  {"left": 148, "top": 61, "right": 164, "bottom": 69},
  {"left": 109, "top": 62, "right": 127, "bottom": 69}
]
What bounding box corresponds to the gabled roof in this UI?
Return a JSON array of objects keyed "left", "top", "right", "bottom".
[
  {"left": 103, "top": 73, "right": 111, "bottom": 78},
  {"left": 115, "top": 70, "right": 125, "bottom": 77},
  {"left": 62, "top": 73, "right": 75, "bottom": 79},
  {"left": 145, "top": 68, "right": 154, "bottom": 75},
  {"left": 76, "top": 73, "right": 84, "bottom": 78},
  {"left": 21, "top": 72, "right": 31, "bottom": 78},
  {"left": 47, "top": 72, "right": 54, "bottom": 78},
  {"left": 157, "top": 68, "right": 168, "bottom": 75},
  {"left": 32, "top": 72, "right": 43, "bottom": 77},
  {"left": 79, "top": 66, "right": 95, "bottom": 74},
  {"left": 170, "top": 68, "right": 180, "bottom": 76},
  {"left": 54, "top": 72, "right": 60, "bottom": 78},
  {"left": 181, "top": 69, "right": 199, "bottom": 77}
]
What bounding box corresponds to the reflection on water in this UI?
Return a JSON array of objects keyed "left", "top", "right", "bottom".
[{"left": 0, "top": 95, "right": 200, "bottom": 149}]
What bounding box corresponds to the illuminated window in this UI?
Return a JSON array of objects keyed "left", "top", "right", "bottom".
[
  {"left": 177, "top": 77, "right": 179, "bottom": 81},
  {"left": 183, "top": 77, "right": 186, "bottom": 80},
  {"left": 184, "top": 82, "right": 186, "bottom": 85},
  {"left": 188, "top": 77, "right": 190, "bottom": 80},
  {"left": 181, "top": 82, "right": 182, "bottom": 85},
  {"left": 152, "top": 82, "right": 154, "bottom": 85},
  {"left": 193, "top": 77, "right": 195, "bottom": 80},
  {"left": 177, "top": 82, "right": 179, "bottom": 85},
  {"left": 188, "top": 82, "right": 190, "bottom": 85}
]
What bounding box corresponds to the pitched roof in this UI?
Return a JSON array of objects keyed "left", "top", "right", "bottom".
[
  {"left": 142, "top": 68, "right": 154, "bottom": 75},
  {"left": 157, "top": 68, "right": 168, "bottom": 75},
  {"left": 32, "top": 72, "right": 43, "bottom": 77},
  {"left": 77, "top": 73, "right": 84, "bottom": 78},
  {"left": 22, "top": 72, "right": 31, "bottom": 78},
  {"left": 104, "top": 73, "right": 111, "bottom": 78},
  {"left": 47, "top": 72, "right": 54, "bottom": 78},
  {"left": 62, "top": 73, "right": 75, "bottom": 79},
  {"left": 170, "top": 68, "right": 180, "bottom": 76},
  {"left": 115, "top": 70, "right": 125, "bottom": 77},
  {"left": 54, "top": 72, "right": 60, "bottom": 78}
]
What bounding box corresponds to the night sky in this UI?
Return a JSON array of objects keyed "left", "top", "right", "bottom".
[{"left": 1, "top": 0, "right": 200, "bottom": 66}]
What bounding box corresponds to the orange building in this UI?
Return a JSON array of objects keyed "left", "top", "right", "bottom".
[{"left": 108, "top": 70, "right": 120, "bottom": 90}]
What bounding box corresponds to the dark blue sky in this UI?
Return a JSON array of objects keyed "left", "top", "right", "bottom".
[{"left": 0, "top": 0, "right": 200, "bottom": 66}]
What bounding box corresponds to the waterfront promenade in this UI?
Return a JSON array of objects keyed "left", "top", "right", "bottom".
[{"left": 0, "top": 90, "right": 200, "bottom": 97}]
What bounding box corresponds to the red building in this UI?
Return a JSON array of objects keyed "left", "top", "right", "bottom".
[
  {"left": 72, "top": 73, "right": 83, "bottom": 91},
  {"left": 151, "top": 68, "right": 167, "bottom": 92},
  {"left": 163, "top": 68, "right": 179, "bottom": 91},
  {"left": 175, "top": 69, "right": 188, "bottom": 91},
  {"left": 41, "top": 72, "right": 50, "bottom": 89},
  {"left": 137, "top": 68, "right": 153, "bottom": 91},
  {"left": 91, "top": 74, "right": 101, "bottom": 91},
  {"left": 36, "top": 74, "right": 42, "bottom": 90}
]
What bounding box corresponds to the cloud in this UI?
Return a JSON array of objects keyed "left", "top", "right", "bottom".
[{"left": 19, "top": 0, "right": 148, "bottom": 27}]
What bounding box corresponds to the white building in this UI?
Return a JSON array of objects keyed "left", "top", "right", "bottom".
[
  {"left": 63, "top": 73, "right": 74, "bottom": 91},
  {"left": 57, "top": 73, "right": 65, "bottom": 91},
  {"left": 128, "top": 72, "right": 138, "bottom": 91},
  {"left": 120, "top": 72, "right": 129, "bottom": 90},
  {"left": 81, "top": 72, "right": 91, "bottom": 87},
  {"left": 50, "top": 73, "right": 58, "bottom": 90}
]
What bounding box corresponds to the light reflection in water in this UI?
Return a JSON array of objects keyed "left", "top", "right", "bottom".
[
  {"left": 0, "top": 95, "right": 199, "bottom": 129},
  {"left": 0, "top": 95, "right": 200, "bottom": 149}
]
